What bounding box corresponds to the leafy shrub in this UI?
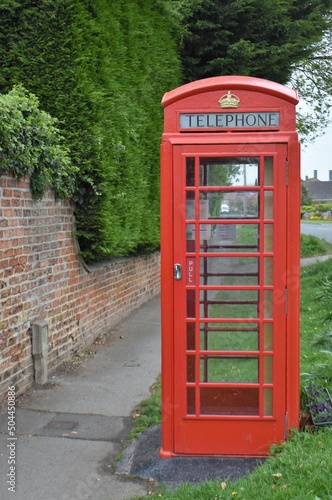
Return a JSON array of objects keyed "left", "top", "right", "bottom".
[{"left": 0, "top": 86, "right": 77, "bottom": 199}]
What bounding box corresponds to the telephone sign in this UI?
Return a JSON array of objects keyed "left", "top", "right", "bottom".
[
  {"left": 160, "top": 76, "right": 300, "bottom": 457},
  {"left": 180, "top": 111, "right": 280, "bottom": 129}
]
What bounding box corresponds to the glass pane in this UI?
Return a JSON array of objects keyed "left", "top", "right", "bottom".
[
  {"left": 200, "top": 256, "right": 259, "bottom": 286},
  {"left": 186, "top": 224, "right": 195, "bottom": 252},
  {"left": 199, "top": 197, "right": 210, "bottom": 218},
  {"left": 264, "top": 191, "right": 273, "bottom": 219},
  {"left": 264, "top": 157, "right": 273, "bottom": 185},
  {"left": 200, "top": 191, "right": 259, "bottom": 219},
  {"left": 200, "top": 323, "right": 259, "bottom": 351},
  {"left": 200, "top": 290, "right": 259, "bottom": 319},
  {"left": 200, "top": 387, "right": 259, "bottom": 415},
  {"left": 264, "top": 257, "right": 273, "bottom": 286},
  {"left": 264, "top": 356, "right": 273, "bottom": 383},
  {"left": 198, "top": 223, "right": 211, "bottom": 241},
  {"left": 187, "top": 323, "right": 195, "bottom": 350},
  {"left": 264, "top": 388, "right": 273, "bottom": 416},
  {"left": 186, "top": 192, "right": 195, "bottom": 219},
  {"left": 187, "top": 355, "right": 195, "bottom": 382},
  {"left": 187, "top": 290, "right": 195, "bottom": 318},
  {"left": 201, "top": 223, "right": 260, "bottom": 252},
  {"left": 200, "top": 356, "right": 259, "bottom": 383},
  {"left": 263, "top": 290, "right": 273, "bottom": 318},
  {"left": 264, "top": 224, "right": 273, "bottom": 252},
  {"left": 189, "top": 223, "right": 212, "bottom": 242},
  {"left": 199, "top": 157, "right": 259, "bottom": 187},
  {"left": 264, "top": 323, "right": 273, "bottom": 350},
  {"left": 186, "top": 157, "right": 195, "bottom": 186},
  {"left": 187, "top": 388, "right": 195, "bottom": 415}
]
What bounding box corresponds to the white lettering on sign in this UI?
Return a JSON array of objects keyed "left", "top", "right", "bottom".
[
  {"left": 186, "top": 258, "right": 196, "bottom": 285},
  {"left": 180, "top": 112, "right": 280, "bottom": 129}
]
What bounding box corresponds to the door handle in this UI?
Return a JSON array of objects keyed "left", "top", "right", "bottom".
[{"left": 174, "top": 263, "right": 182, "bottom": 280}]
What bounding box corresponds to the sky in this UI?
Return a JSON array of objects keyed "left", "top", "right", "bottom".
[{"left": 301, "top": 124, "right": 332, "bottom": 181}]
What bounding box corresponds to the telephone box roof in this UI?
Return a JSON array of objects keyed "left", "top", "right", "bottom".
[{"left": 162, "top": 76, "right": 298, "bottom": 108}]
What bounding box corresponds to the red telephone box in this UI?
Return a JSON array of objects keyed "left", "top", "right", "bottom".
[{"left": 160, "top": 76, "right": 300, "bottom": 457}]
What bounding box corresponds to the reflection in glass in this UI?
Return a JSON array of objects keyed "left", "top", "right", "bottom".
[
  {"left": 186, "top": 157, "right": 195, "bottom": 186},
  {"left": 264, "top": 388, "right": 273, "bottom": 416},
  {"left": 186, "top": 224, "right": 195, "bottom": 252},
  {"left": 200, "top": 290, "right": 259, "bottom": 319},
  {"left": 264, "top": 224, "right": 273, "bottom": 252},
  {"left": 187, "top": 323, "right": 195, "bottom": 350},
  {"left": 264, "top": 323, "right": 273, "bottom": 350},
  {"left": 264, "top": 157, "right": 273, "bottom": 185},
  {"left": 200, "top": 223, "right": 259, "bottom": 252},
  {"left": 187, "top": 355, "right": 195, "bottom": 382},
  {"left": 264, "top": 257, "right": 273, "bottom": 286},
  {"left": 200, "top": 356, "right": 258, "bottom": 383},
  {"left": 200, "top": 191, "right": 259, "bottom": 219},
  {"left": 200, "top": 158, "right": 259, "bottom": 187},
  {"left": 187, "top": 388, "right": 195, "bottom": 415},
  {"left": 264, "top": 356, "right": 273, "bottom": 383},
  {"left": 187, "top": 290, "right": 195, "bottom": 318},
  {"left": 200, "top": 256, "right": 259, "bottom": 286},
  {"left": 200, "top": 387, "right": 259, "bottom": 415},
  {"left": 186, "top": 192, "right": 195, "bottom": 219},
  {"left": 264, "top": 191, "right": 273, "bottom": 219},
  {"left": 200, "top": 323, "right": 259, "bottom": 351},
  {"left": 263, "top": 291, "right": 273, "bottom": 318}
]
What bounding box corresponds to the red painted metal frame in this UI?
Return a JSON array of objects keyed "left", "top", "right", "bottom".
[{"left": 160, "top": 76, "right": 300, "bottom": 457}]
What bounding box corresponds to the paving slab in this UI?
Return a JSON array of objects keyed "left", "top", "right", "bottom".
[{"left": 0, "top": 296, "right": 161, "bottom": 500}]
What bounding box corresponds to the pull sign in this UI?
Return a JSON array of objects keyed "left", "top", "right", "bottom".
[
  {"left": 174, "top": 264, "right": 182, "bottom": 280},
  {"left": 186, "top": 258, "right": 196, "bottom": 285}
]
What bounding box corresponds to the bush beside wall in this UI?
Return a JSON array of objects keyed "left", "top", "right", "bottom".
[{"left": 0, "top": 175, "right": 160, "bottom": 401}]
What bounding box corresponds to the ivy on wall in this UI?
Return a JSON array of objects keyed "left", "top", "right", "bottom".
[{"left": 0, "top": 0, "right": 181, "bottom": 261}]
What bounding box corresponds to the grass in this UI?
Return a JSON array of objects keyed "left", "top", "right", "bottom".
[
  {"left": 127, "top": 377, "right": 161, "bottom": 441},
  {"left": 301, "top": 233, "right": 332, "bottom": 257},
  {"left": 136, "top": 429, "right": 332, "bottom": 499},
  {"left": 301, "top": 219, "right": 332, "bottom": 224},
  {"left": 129, "top": 235, "right": 332, "bottom": 499},
  {"left": 300, "top": 259, "right": 332, "bottom": 392}
]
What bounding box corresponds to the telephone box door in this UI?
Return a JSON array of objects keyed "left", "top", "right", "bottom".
[{"left": 172, "top": 143, "right": 287, "bottom": 456}]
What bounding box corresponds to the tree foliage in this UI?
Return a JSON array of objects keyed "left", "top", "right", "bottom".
[
  {"left": 176, "top": 0, "right": 332, "bottom": 85},
  {"left": 291, "top": 26, "right": 332, "bottom": 144},
  {"left": 0, "top": 0, "right": 181, "bottom": 261},
  {"left": 301, "top": 182, "right": 313, "bottom": 206},
  {"left": 171, "top": 0, "right": 332, "bottom": 142}
]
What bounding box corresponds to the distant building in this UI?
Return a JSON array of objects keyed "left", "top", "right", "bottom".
[{"left": 303, "top": 176, "right": 332, "bottom": 203}]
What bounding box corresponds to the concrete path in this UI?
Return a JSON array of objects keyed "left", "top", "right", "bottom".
[{"left": 0, "top": 296, "right": 161, "bottom": 500}]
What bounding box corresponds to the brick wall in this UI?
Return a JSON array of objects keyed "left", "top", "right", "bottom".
[{"left": 0, "top": 175, "right": 160, "bottom": 401}]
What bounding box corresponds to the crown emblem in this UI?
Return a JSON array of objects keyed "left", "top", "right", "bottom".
[{"left": 218, "top": 91, "right": 240, "bottom": 109}]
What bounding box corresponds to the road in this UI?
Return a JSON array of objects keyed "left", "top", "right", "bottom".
[{"left": 301, "top": 222, "right": 332, "bottom": 244}]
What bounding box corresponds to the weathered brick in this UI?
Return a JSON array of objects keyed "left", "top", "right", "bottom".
[{"left": 0, "top": 175, "right": 160, "bottom": 401}]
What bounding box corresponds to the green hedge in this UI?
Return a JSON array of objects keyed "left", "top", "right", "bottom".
[{"left": 0, "top": 0, "right": 181, "bottom": 261}]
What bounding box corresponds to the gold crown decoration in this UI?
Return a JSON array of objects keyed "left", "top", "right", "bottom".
[{"left": 218, "top": 91, "right": 240, "bottom": 109}]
